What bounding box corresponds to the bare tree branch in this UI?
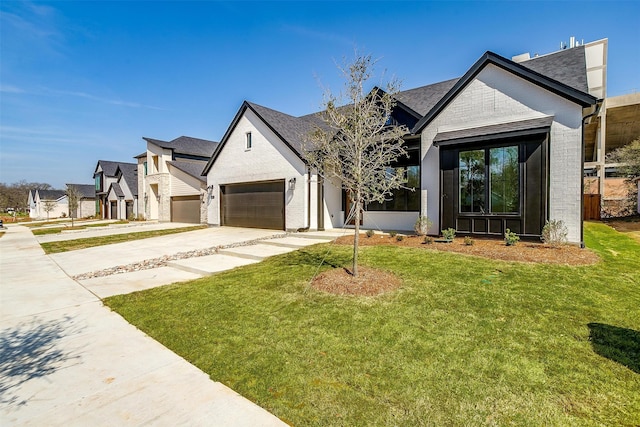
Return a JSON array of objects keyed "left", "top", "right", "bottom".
[{"left": 304, "top": 53, "right": 407, "bottom": 277}]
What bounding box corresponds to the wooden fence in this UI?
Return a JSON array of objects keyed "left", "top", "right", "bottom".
[{"left": 583, "top": 194, "right": 601, "bottom": 220}]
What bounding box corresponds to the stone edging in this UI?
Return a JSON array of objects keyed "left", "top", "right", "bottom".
[{"left": 73, "top": 233, "right": 288, "bottom": 281}]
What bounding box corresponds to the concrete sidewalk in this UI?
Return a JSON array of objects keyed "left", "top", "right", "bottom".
[{"left": 0, "top": 226, "right": 287, "bottom": 426}]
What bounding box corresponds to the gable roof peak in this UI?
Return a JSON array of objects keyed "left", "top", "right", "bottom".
[{"left": 411, "top": 50, "right": 597, "bottom": 134}]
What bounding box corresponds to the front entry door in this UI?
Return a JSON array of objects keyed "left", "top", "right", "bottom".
[{"left": 344, "top": 192, "right": 363, "bottom": 225}]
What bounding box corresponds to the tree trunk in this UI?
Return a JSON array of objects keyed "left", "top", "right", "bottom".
[{"left": 352, "top": 196, "right": 360, "bottom": 277}]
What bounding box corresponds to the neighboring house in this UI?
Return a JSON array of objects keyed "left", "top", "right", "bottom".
[
  {"left": 584, "top": 92, "right": 640, "bottom": 216},
  {"left": 204, "top": 40, "right": 602, "bottom": 245},
  {"left": 28, "top": 189, "right": 67, "bottom": 219},
  {"left": 105, "top": 164, "right": 138, "bottom": 220},
  {"left": 94, "top": 160, "right": 137, "bottom": 219},
  {"left": 137, "top": 136, "right": 218, "bottom": 224},
  {"left": 65, "top": 184, "right": 96, "bottom": 218},
  {"left": 27, "top": 189, "right": 36, "bottom": 217}
]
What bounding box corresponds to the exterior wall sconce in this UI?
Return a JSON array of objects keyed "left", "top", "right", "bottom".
[
  {"left": 156, "top": 194, "right": 161, "bottom": 202},
  {"left": 144, "top": 193, "right": 148, "bottom": 203},
  {"left": 289, "top": 177, "right": 296, "bottom": 190},
  {"left": 206, "top": 185, "right": 215, "bottom": 201}
]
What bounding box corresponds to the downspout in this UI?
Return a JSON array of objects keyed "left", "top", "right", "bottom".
[
  {"left": 580, "top": 100, "right": 603, "bottom": 248},
  {"left": 297, "top": 167, "right": 312, "bottom": 232},
  {"left": 307, "top": 167, "right": 311, "bottom": 230}
]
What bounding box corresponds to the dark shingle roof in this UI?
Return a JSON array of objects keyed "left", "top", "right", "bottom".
[
  {"left": 394, "top": 78, "right": 460, "bottom": 116},
  {"left": 38, "top": 190, "right": 66, "bottom": 201},
  {"left": 248, "top": 102, "right": 321, "bottom": 156},
  {"left": 96, "top": 160, "right": 136, "bottom": 177},
  {"left": 167, "top": 160, "right": 207, "bottom": 183},
  {"left": 116, "top": 163, "right": 138, "bottom": 196},
  {"left": 518, "top": 46, "right": 589, "bottom": 94},
  {"left": 143, "top": 136, "right": 218, "bottom": 158},
  {"left": 65, "top": 184, "right": 95, "bottom": 199},
  {"left": 109, "top": 182, "right": 125, "bottom": 198}
]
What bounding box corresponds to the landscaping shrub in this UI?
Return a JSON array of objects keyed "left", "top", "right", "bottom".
[
  {"left": 366, "top": 229, "right": 375, "bottom": 238},
  {"left": 505, "top": 228, "right": 520, "bottom": 246},
  {"left": 464, "top": 236, "right": 474, "bottom": 246},
  {"left": 423, "top": 236, "right": 433, "bottom": 244},
  {"left": 396, "top": 234, "right": 404, "bottom": 242},
  {"left": 541, "top": 219, "right": 568, "bottom": 247},
  {"left": 389, "top": 231, "right": 397, "bottom": 238},
  {"left": 441, "top": 228, "right": 456, "bottom": 241},
  {"left": 414, "top": 215, "right": 433, "bottom": 236}
]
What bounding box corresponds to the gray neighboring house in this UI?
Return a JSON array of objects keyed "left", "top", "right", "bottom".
[
  {"left": 137, "top": 136, "right": 218, "bottom": 223},
  {"left": 203, "top": 39, "right": 604, "bottom": 245},
  {"left": 94, "top": 160, "right": 138, "bottom": 219},
  {"left": 65, "top": 184, "right": 96, "bottom": 218},
  {"left": 105, "top": 164, "right": 138, "bottom": 220}
]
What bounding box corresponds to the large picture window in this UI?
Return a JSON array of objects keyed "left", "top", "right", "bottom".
[
  {"left": 367, "top": 146, "right": 420, "bottom": 212},
  {"left": 459, "top": 145, "right": 519, "bottom": 214}
]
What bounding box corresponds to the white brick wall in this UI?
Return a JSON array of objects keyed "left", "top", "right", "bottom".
[
  {"left": 421, "top": 64, "right": 585, "bottom": 242},
  {"left": 206, "top": 108, "right": 308, "bottom": 230}
]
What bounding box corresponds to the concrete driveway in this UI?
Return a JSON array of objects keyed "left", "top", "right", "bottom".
[
  {"left": 45, "top": 223, "right": 344, "bottom": 298},
  {"left": 0, "top": 225, "right": 288, "bottom": 426}
]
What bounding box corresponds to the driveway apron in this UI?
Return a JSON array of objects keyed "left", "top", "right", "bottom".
[{"left": 0, "top": 226, "right": 287, "bottom": 426}]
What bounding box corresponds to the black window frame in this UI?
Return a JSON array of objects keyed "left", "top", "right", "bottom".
[{"left": 366, "top": 142, "right": 421, "bottom": 212}]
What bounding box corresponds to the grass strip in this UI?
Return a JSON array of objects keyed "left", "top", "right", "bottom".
[
  {"left": 41, "top": 225, "right": 207, "bottom": 253},
  {"left": 105, "top": 222, "right": 640, "bottom": 426},
  {"left": 32, "top": 227, "right": 85, "bottom": 235},
  {"left": 31, "top": 221, "right": 131, "bottom": 235}
]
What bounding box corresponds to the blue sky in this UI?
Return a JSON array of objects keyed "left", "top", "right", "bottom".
[{"left": 1, "top": 1, "right": 639, "bottom": 189}]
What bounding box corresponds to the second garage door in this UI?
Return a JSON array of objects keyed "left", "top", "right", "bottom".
[
  {"left": 221, "top": 180, "right": 285, "bottom": 230},
  {"left": 171, "top": 195, "right": 201, "bottom": 223}
]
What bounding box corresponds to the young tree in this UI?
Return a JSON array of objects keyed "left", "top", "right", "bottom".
[
  {"left": 304, "top": 54, "right": 408, "bottom": 276},
  {"left": 42, "top": 199, "right": 57, "bottom": 220},
  {"left": 607, "top": 136, "right": 640, "bottom": 214},
  {"left": 66, "top": 184, "right": 81, "bottom": 227}
]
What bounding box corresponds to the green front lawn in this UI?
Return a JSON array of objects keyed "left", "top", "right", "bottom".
[
  {"left": 105, "top": 222, "right": 640, "bottom": 426},
  {"left": 40, "top": 225, "right": 207, "bottom": 253}
]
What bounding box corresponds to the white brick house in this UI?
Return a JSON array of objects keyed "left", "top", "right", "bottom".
[
  {"left": 138, "top": 136, "right": 218, "bottom": 223},
  {"left": 203, "top": 102, "right": 339, "bottom": 231},
  {"left": 28, "top": 189, "right": 67, "bottom": 219},
  {"left": 415, "top": 54, "right": 596, "bottom": 243},
  {"left": 204, "top": 45, "right": 598, "bottom": 244}
]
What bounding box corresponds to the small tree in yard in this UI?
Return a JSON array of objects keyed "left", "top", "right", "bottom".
[
  {"left": 66, "top": 184, "right": 81, "bottom": 227},
  {"left": 304, "top": 54, "right": 408, "bottom": 276},
  {"left": 42, "top": 200, "right": 57, "bottom": 220},
  {"left": 607, "top": 136, "right": 640, "bottom": 215}
]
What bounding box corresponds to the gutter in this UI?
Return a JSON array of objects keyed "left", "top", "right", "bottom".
[{"left": 580, "top": 99, "right": 603, "bottom": 248}]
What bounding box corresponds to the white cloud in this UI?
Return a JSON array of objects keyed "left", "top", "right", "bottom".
[
  {"left": 41, "top": 88, "right": 168, "bottom": 111},
  {"left": 0, "top": 84, "right": 25, "bottom": 94}
]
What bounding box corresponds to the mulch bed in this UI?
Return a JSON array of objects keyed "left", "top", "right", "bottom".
[
  {"left": 334, "top": 234, "right": 601, "bottom": 266},
  {"left": 310, "top": 266, "right": 402, "bottom": 296}
]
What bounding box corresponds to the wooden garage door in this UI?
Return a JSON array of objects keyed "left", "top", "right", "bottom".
[
  {"left": 171, "top": 196, "right": 201, "bottom": 223},
  {"left": 221, "top": 181, "right": 285, "bottom": 230}
]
